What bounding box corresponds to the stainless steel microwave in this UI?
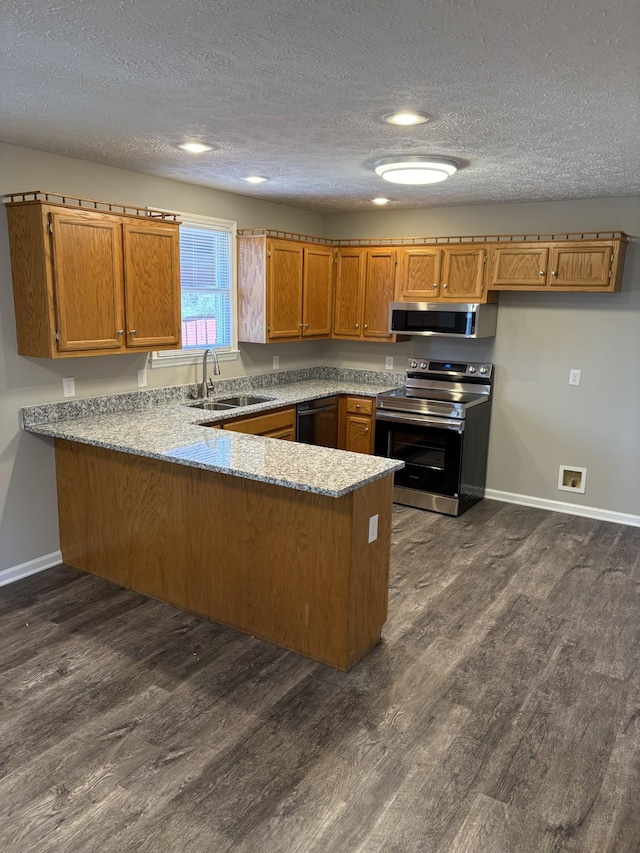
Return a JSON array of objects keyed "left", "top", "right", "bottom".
[{"left": 389, "top": 302, "right": 497, "bottom": 338}]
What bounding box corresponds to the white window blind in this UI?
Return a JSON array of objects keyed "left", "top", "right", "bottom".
[{"left": 151, "top": 212, "right": 237, "bottom": 368}]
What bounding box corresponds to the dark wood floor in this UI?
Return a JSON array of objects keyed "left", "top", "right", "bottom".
[{"left": 1, "top": 501, "right": 639, "bottom": 852}]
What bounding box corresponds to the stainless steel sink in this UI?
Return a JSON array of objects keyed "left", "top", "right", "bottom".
[
  {"left": 189, "top": 401, "right": 237, "bottom": 410},
  {"left": 216, "top": 395, "right": 275, "bottom": 407}
]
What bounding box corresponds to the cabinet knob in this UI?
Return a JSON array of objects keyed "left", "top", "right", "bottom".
[
  {"left": 304, "top": 323, "right": 310, "bottom": 328},
  {"left": 356, "top": 404, "right": 360, "bottom": 409},
  {"left": 442, "top": 283, "right": 448, "bottom": 289},
  {"left": 364, "top": 427, "right": 369, "bottom": 433},
  {"left": 551, "top": 270, "right": 558, "bottom": 277},
  {"left": 364, "top": 324, "right": 368, "bottom": 329},
  {"left": 354, "top": 323, "right": 359, "bottom": 329},
  {"left": 539, "top": 270, "right": 545, "bottom": 276},
  {"left": 433, "top": 283, "right": 438, "bottom": 288},
  {"left": 116, "top": 329, "right": 124, "bottom": 336},
  {"left": 129, "top": 329, "right": 137, "bottom": 336}
]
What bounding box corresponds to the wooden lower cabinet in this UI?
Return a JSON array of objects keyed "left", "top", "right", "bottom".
[
  {"left": 339, "top": 396, "right": 375, "bottom": 454},
  {"left": 55, "top": 439, "right": 394, "bottom": 670},
  {"left": 212, "top": 407, "right": 296, "bottom": 440}
]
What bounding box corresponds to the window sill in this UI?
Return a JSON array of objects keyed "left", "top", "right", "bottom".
[{"left": 150, "top": 349, "right": 240, "bottom": 369}]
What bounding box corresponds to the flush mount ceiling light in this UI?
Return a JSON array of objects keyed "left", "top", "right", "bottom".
[
  {"left": 374, "top": 156, "right": 458, "bottom": 185},
  {"left": 372, "top": 197, "right": 390, "bottom": 205},
  {"left": 178, "top": 142, "right": 213, "bottom": 153},
  {"left": 383, "top": 110, "right": 430, "bottom": 126},
  {"left": 243, "top": 175, "right": 269, "bottom": 184}
]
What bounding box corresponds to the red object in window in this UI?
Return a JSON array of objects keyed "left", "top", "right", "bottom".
[{"left": 182, "top": 317, "right": 218, "bottom": 347}]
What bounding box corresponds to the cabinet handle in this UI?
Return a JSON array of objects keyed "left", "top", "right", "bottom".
[
  {"left": 117, "top": 329, "right": 124, "bottom": 336},
  {"left": 129, "top": 329, "right": 137, "bottom": 336},
  {"left": 539, "top": 270, "right": 545, "bottom": 276},
  {"left": 551, "top": 270, "right": 557, "bottom": 277}
]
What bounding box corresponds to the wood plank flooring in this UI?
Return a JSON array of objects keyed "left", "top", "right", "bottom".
[{"left": 1, "top": 501, "right": 639, "bottom": 852}]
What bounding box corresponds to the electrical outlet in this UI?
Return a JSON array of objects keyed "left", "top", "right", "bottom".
[
  {"left": 385, "top": 356, "right": 394, "bottom": 370},
  {"left": 62, "top": 377, "right": 75, "bottom": 398},
  {"left": 569, "top": 368, "right": 581, "bottom": 386},
  {"left": 368, "top": 514, "right": 379, "bottom": 543},
  {"left": 273, "top": 356, "right": 280, "bottom": 369},
  {"left": 137, "top": 368, "right": 148, "bottom": 388}
]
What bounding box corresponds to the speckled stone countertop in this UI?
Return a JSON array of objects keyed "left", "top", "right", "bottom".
[{"left": 22, "top": 368, "right": 405, "bottom": 498}]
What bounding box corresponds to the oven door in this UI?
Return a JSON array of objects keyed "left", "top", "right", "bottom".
[{"left": 375, "top": 410, "right": 464, "bottom": 497}]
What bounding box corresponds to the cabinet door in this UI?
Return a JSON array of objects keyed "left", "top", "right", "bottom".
[
  {"left": 345, "top": 414, "right": 374, "bottom": 454},
  {"left": 333, "top": 249, "right": 365, "bottom": 338},
  {"left": 50, "top": 212, "right": 125, "bottom": 353},
  {"left": 397, "top": 247, "right": 442, "bottom": 300},
  {"left": 302, "top": 245, "right": 333, "bottom": 337},
  {"left": 489, "top": 245, "right": 550, "bottom": 288},
  {"left": 123, "top": 222, "right": 181, "bottom": 349},
  {"left": 362, "top": 249, "right": 397, "bottom": 340},
  {"left": 549, "top": 243, "right": 613, "bottom": 289},
  {"left": 440, "top": 247, "right": 486, "bottom": 300},
  {"left": 267, "top": 241, "right": 304, "bottom": 340}
]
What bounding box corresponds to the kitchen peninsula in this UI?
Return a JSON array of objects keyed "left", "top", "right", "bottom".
[{"left": 22, "top": 370, "right": 404, "bottom": 670}]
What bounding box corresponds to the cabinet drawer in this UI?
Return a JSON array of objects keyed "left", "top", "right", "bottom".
[
  {"left": 222, "top": 407, "right": 296, "bottom": 436},
  {"left": 345, "top": 396, "right": 374, "bottom": 416}
]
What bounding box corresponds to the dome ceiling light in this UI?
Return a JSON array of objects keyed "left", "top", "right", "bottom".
[
  {"left": 383, "top": 111, "right": 430, "bottom": 126},
  {"left": 372, "top": 197, "right": 390, "bottom": 205},
  {"left": 243, "top": 175, "right": 269, "bottom": 183},
  {"left": 374, "top": 156, "right": 459, "bottom": 185}
]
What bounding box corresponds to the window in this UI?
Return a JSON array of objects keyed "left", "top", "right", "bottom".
[{"left": 151, "top": 212, "right": 237, "bottom": 368}]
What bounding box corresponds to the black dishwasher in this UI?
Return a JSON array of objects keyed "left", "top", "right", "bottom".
[{"left": 296, "top": 397, "right": 339, "bottom": 447}]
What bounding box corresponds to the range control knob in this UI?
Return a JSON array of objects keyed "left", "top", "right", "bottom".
[
  {"left": 467, "top": 366, "right": 477, "bottom": 374},
  {"left": 410, "top": 360, "right": 418, "bottom": 369},
  {"left": 479, "top": 366, "right": 489, "bottom": 375},
  {"left": 419, "top": 361, "right": 428, "bottom": 369}
]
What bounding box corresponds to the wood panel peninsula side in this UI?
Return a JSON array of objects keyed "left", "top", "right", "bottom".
[{"left": 53, "top": 436, "right": 396, "bottom": 671}]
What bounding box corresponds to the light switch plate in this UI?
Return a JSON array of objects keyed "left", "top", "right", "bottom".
[
  {"left": 137, "top": 368, "right": 148, "bottom": 388},
  {"left": 62, "top": 377, "right": 75, "bottom": 398},
  {"left": 368, "top": 514, "right": 379, "bottom": 543}
]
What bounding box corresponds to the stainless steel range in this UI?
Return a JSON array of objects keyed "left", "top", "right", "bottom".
[{"left": 375, "top": 359, "right": 494, "bottom": 516}]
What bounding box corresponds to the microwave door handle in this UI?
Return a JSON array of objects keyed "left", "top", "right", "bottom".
[{"left": 376, "top": 410, "right": 465, "bottom": 432}]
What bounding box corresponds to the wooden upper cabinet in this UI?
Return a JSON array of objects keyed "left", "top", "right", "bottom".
[
  {"left": 333, "top": 247, "right": 399, "bottom": 341},
  {"left": 123, "top": 222, "right": 181, "bottom": 348},
  {"left": 363, "top": 249, "right": 397, "bottom": 339},
  {"left": 333, "top": 249, "right": 365, "bottom": 338},
  {"left": 302, "top": 245, "right": 334, "bottom": 337},
  {"left": 488, "top": 240, "right": 626, "bottom": 292},
  {"left": 5, "top": 199, "right": 181, "bottom": 358},
  {"left": 237, "top": 235, "right": 334, "bottom": 343},
  {"left": 50, "top": 212, "right": 124, "bottom": 353},
  {"left": 268, "top": 240, "right": 304, "bottom": 339},
  {"left": 397, "top": 247, "right": 442, "bottom": 301},
  {"left": 396, "top": 245, "right": 489, "bottom": 302}
]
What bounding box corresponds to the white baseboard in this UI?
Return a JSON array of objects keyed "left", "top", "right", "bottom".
[
  {"left": 485, "top": 489, "right": 640, "bottom": 528},
  {"left": 0, "top": 551, "right": 63, "bottom": 588}
]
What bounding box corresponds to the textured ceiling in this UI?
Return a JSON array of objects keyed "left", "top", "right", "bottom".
[{"left": 1, "top": 0, "right": 639, "bottom": 212}]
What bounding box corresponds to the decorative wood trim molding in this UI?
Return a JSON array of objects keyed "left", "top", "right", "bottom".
[
  {"left": 0, "top": 550, "right": 62, "bottom": 588},
  {"left": 485, "top": 489, "right": 640, "bottom": 528},
  {"left": 238, "top": 228, "right": 630, "bottom": 247},
  {"left": 2, "top": 191, "right": 180, "bottom": 221}
]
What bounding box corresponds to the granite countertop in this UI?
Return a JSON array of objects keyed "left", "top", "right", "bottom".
[{"left": 22, "top": 368, "right": 405, "bottom": 498}]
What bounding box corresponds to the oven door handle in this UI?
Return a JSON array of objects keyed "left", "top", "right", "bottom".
[{"left": 375, "top": 409, "right": 465, "bottom": 432}]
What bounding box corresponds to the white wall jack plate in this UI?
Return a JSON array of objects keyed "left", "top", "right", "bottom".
[
  {"left": 62, "top": 377, "right": 75, "bottom": 398},
  {"left": 273, "top": 356, "right": 280, "bottom": 369},
  {"left": 137, "top": 368, "right": 148, "bottom": 388},
  {"left": 385, "top": 356, "right": 394, "bottom": 370},
  {"left": 368, "top": 514, "right": 379, "bottom": 543},
  {"left": 569, "top": 368, "right": 581, "bottom": 386}
]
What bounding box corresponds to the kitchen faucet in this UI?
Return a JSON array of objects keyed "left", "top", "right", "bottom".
[{"left": 201, "top": 348, "right": 221, "bottom": 398}]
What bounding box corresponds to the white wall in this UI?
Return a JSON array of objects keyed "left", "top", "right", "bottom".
[{"left": 1, "top": 141, "right": 638, "bottom": 574}]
